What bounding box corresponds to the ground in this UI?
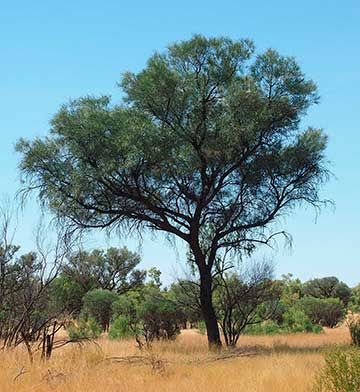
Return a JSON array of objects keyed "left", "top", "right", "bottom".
[{"left": 1, "top": 326, "right": 351, "bottom": 392}]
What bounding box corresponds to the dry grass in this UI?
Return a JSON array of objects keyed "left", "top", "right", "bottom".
[{"left": 0, "top": 326, "right": 351, "bottom": 392}]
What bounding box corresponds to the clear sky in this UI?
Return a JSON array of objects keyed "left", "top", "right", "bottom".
[{"left": 0, "top": 0, "right": 359, "bottom": 285}]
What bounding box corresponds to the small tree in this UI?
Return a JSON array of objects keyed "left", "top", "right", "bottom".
[
  {"left": 298, "top": 296, "right": 345, "bottom": 328},
  {"left": 168, "top": 280, "right": 202, "bottom": 327},
  {"left": 50, "top": 274, "right": 85, "bottom": 316},
  {"left": 82, "top": 289, "right": 119, "bottom": 332},
  {"left": 214, "top": 261, "right": 281, "bottom": 346},
  {"left": 0, "top": 221, "right": 69, "bottom": 362}
]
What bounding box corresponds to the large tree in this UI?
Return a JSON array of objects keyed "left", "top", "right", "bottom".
[{"left": 17, "top": 35, "right": 328, "bottom": 348}]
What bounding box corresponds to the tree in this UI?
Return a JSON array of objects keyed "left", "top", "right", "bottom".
[
  {"left": 214, "top": 261, "right": 281, "bottom": 346},
  {"left": 302, "top": 277, "right": 351, "bottom": 305},
  {"left": 0, "top": 212, "right": 69, "bottom": 362},
  {"left": 147, "top": 267, "right": 162, "bottom": 289},
  {"left": 49, "top": 247, "right": 145, "bottom": 316},
  {"left": 168, "top": 279, "right": 202, "bottom": 327},
  {"left": 298, "top": 296, "right": 345, "bottom": 328},
  {"left": 82, "top": 289, "right": 119, "bottom": 332},
  {"left": 49, "top": 274, "right": 85, "bottom": 316},
  {"left": 63, "top": 247, "right": 146, "bottom": 294},
  {"left": 17, "top": 35, "right": 329, "bottom": 349}
]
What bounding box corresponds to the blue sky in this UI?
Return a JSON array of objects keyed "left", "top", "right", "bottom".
[{"left": 0, "top": 0, "right": 359, "bottom": 285}]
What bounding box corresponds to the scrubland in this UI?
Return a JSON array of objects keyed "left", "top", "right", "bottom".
[{"left": 0, "top": 326, "right": 351, "bottom": 392}]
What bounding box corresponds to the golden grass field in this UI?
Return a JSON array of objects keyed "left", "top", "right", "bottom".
[{"left": 0, "top": 326, "right": 351, "bottom": 392}]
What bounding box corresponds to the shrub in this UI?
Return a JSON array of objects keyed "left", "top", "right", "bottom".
[
  {"left": 314, "top": 349, "right": 360, "bottom": 391},
  {"left": 197, "top": 320, "right": 206, "bottom": 335},
  {"left": 244, "top": 321, "right": 282, "bottom": 335},
  {"left": 214, "top": 262, "right": 281, "bottom": 346},
  {"left": 67, "top": 317, "right": 102, "bottom": 340},
  {"left": 264, "top": 321, "right": 283, "bottom": 335},
  {"left": 298, "top": 296, "right": 345, "bottom": 328},
  {"left": 270, "top": 300, "right": 289, "bottom": 325},
  {"left": 282, "top": 307, "right": 319, "bottom": 333},
  {"left": 137, "top": 297, "right": 183, "bottom": 341},
  {"left": 109, "top": 315, "right": 134, "bottom": 340},
  {"left": 311, "top": 324, "right": 324, "bottom": 334},
  {"left": 347, "top": 314, "right": 360, "bottom": 346},
  {"left": 82, "top": 289, "right": 119, "bottom": 332},
  {"left": 349, "top": 284, "right": 360, "bottom": 312},
  {"left": 244, "top": 319, "right": 322, "bottom": 336},
  {"left": 112, "top": 291, "right": 184, "bottom": 347}
]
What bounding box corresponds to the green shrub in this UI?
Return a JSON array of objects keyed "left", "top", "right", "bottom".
[
  {"left": 348, "top": 315, "right": 360, "bottom": 346},
  {"left": 282, "top": 307, "right": 317, "bottom": 333},
  {"left": 112, "top": 291, "right": 184, "bottom": 346},
  {"left": 108, "top": 316, "right": 135, "bottom": 340},
  {"left": 270, "top": 300, "right": 289, "bottom": 325},
  {"left": 311, "top": 324, "right": 324, "bottom": 334},
  {"left": 244, "top": 321, "right": 282, "bottom": 336},
  {"left": 243, "top": 323, "right": 263, "bottom": 335},
  {"left": 264, "top": 321, "right": 283, "bottom": 335},
  {"left": 137, "top": 297, "right": 183, "bottom": 341},
  {"left": 244, "top": 317, "right": 323, "bottom": 336},
  {"left": 197, "top": 320, "right": 206, "bottom": 335},
  {"left": 299, "top": 296, "right": 345, "bottom": 328},
  {"left": 67, "top": 317, "right": 102, "bottom": 340},
  {"left": 82, "top": 289, "right": 119, "bottom": 332},
  {"left": 314, "top": 349, "right": 360, "bottom": 391}
]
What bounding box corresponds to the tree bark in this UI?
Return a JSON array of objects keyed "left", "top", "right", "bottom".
[{"left": 199, "top": 266, "right": 222, "bottom": 350}]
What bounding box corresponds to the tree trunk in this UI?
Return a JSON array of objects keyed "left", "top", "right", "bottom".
[{"left": 199, "top": 267, "right": 222, "bottom": 350}]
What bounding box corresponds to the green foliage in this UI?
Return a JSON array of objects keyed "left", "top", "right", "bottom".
[
  {"left": 282, "top": 307, "right": 322, "bottom": 333},
  {"left": 67, "top": 317, "right": 102, "bottom": 340},
  {"left": 298, "top": 296, "right": 345, "bottom": 328},
  {"left": 62, "top": 247, "right": 145, "bottom": 295},
  {"left": 303, "top": 277, "right": 351, "bottom": 305},
  {"left": 347, "top": 315, "right": 360, "bottom": 347},
  {"left": 314, "top": 349, "right": 360, "bottom": 392},
  {"left": 137, "top": 294, "right": 184, "bottom": 341},
  {"left": 311, "top": 324, "right": 324, "bottom": 334},
  {"left": 49, "top": 274, "right": 85, "bottom": 315},
  {"left": 349, "top": 284, "right": 360, "bottom": 312},
  {"left": 244, "top": 321, "right": 282, "bottom": 336},
  {"left": 197, "top": 320, "right": 206, "bottom": 335},
  {"left": 244, "top": 318, "right": 322, "bottom": 336},
  {"left": 269, "top": 274, "right": 304, "bottom": 325},
  {"left": 147, "top": 267, "right": 162, "bottom": 289},
  {"left": 167, "top": 280, "right": 202, "bottom": 325},
  {"left": 111, "top": 289, "right": 184, "bottom": 345},
  {"left": 48, "top": 247, "right": 145, "bottom": 319},
  {"left": 270, "top": 300, "right": 290, "bottom": 325},
  {"left": 82, "top": 289, "right": 119, "bottom": 331},
  {"left": 108, "top": 316, "right": 134, "bottom": 340},
  {"left": 279, "top": 274, "right": 303, "bottom": 305}
]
